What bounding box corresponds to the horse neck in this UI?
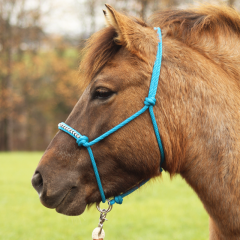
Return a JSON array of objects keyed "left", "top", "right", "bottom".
[{"left": 155, "top": 37, "right": 240, "bottom": 237}]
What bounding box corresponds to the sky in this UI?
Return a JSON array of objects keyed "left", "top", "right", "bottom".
[{"left": 40, "top": 0, "right": 105, "bottom": 36}]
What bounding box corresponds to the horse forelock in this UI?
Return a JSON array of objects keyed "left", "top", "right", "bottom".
[{"left": 79, "top": 26, "right": 121, "bottom": 90}]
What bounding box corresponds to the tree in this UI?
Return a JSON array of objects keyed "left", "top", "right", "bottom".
[{"left": 0, "top": 0, "right": 46, "bottom": 150}]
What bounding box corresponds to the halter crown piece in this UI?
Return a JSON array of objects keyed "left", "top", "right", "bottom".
[{"left": 58, "top": 27, "right": 164, "bottom": 205}]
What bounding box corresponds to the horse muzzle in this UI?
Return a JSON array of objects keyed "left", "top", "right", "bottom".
[
  {"left": 31, "top": 166, "right": 87, "bottom": 216},
  {"left": 31, "top": 170, "right": 70, "bottom": 208}
]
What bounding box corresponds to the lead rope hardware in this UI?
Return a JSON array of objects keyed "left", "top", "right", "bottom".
[{"left": 92, "top": 200, "right": 113, "bottom": 240}]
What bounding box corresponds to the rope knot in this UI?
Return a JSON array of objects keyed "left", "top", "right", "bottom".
[
  {"left": 76, "top": 136, "right": 89, "bottom": 147},
  {"left": 144, "top": 97, "right": 156, "bottom": 106},
  {"left": 114, "top": 196, "right": 123, "bottom": 204}
]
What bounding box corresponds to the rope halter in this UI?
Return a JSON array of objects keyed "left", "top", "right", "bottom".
[{"left": 58, "top": 27, "right": 164, "bottom": 205}]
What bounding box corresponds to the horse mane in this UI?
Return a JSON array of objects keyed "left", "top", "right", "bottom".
[
  {"left": 79, "top": 5, "right": 240, "bottom": 89},
  {"left": 150, "top": 5, "right": 240, "bottom": 43},
  {"left": 150, "top": 5, "right": 240, "bottom": 87}
]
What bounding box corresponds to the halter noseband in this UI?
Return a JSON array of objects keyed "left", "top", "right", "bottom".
[{"left": 58, "top": 27, "right": 164, "bottom": 205}]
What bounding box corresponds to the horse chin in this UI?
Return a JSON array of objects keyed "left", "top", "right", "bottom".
[
  {"left": 55, "top": 195, "right": 87, "bottom": 216},
  {"left": 54, "top": 187, "right": 87, "bottom": 216},
  {"left": 56, "top": 202, "right": 86, "bottom": 216}
]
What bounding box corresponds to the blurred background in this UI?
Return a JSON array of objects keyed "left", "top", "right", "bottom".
[
  {"left": 0, "top": 0, "right": 239, "bottom": 151},
  {"left": 0, "top": 1, "right": 236, "bottom": 239}
]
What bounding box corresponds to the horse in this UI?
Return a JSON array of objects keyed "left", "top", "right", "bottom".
[{"left": 31, "top": 4, "right": 240, "bottom": 239}]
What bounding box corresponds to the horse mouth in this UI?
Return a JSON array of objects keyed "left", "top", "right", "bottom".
[
  {"left": 55, "top": 187, "right": 86, "bottom": 216},
  {"left": 56, "top": 187, "right": 74, "bottom": 208}
]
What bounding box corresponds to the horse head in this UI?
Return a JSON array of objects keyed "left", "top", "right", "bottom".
[{"left": 31, "top": 5, "right": 165, "bottom": 216}]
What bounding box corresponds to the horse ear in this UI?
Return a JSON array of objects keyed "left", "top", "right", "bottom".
[
  {"left": 103, "top": 4, "right": 158, "bottom": 62},
  {"left": 103, "top": 5, "right": 124, "bottom": 44},
  {"left": 103, "top": 8, "right": 119, "bottom": 30}
]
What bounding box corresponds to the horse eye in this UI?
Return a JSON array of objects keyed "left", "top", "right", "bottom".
[{"left": 93, "top": 88, "right": 114, "bottom": 100}]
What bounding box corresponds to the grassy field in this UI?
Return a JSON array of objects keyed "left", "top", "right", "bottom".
[{"left": 0, "top": 152, "right": 209, "bottom": 240}]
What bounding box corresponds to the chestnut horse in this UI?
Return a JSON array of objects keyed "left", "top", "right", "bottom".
[{"left": 32, "top": 4, "right": 240, "bottom": 239}]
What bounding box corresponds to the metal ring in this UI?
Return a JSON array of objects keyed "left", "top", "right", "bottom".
[{"left": 96, "top": 199, "right": 113, "bottom": 213}]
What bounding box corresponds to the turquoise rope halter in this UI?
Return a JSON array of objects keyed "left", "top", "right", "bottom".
[{"left": 58, "top": 27, "right": 164, "bottom": 205}]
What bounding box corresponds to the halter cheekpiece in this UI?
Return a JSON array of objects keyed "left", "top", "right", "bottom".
[{"left": 58, "top": 27, "right": 164, "bottom": 205}]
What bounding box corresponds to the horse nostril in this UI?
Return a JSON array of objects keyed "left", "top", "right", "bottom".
[{"left": 31, "top": 172, "right": 43, "bottom": 196}]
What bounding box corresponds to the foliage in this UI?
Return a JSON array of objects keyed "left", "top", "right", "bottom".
[
  {"left": 0, "top": 45, "right": 80, "bottom": 150},
  {"left": 0, "top": 152, "right": 209, "bottom": 240},
  {"left": 0, "top": 0, "right": 81, "bottom": 150}
]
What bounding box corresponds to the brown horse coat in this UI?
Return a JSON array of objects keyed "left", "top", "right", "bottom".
[{"left": 32, "top": 5, "right": 240, "bottom": 239}]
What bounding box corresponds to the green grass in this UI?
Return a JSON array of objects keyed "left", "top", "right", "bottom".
[{"left": 0, "top": 152, "right": 209, "bottom": 240}]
